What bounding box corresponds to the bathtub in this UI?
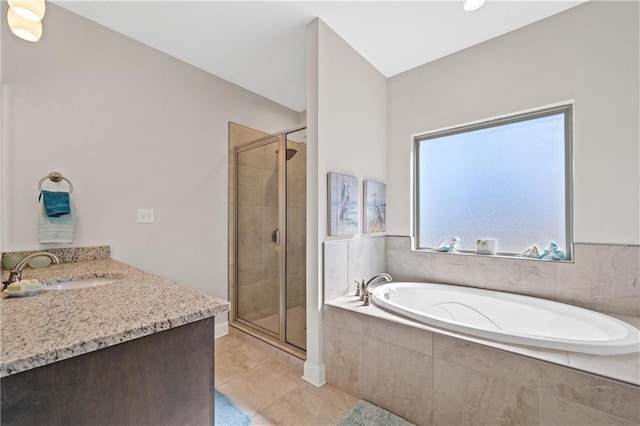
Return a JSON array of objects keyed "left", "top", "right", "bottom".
[{"left": 370, "top": 282, "right": 640, "bottom": 355}]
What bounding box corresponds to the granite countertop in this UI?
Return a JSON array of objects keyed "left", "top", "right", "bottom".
[{"left": 0, "top": 259, "right": 230, "bottom": 377}]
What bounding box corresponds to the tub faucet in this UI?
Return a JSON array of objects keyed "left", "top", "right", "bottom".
[
  {"left": 362, "top": 273, "right": 393, "bottom": 306},
  {"left": 3, "top": 252, "right": 60, "bottom": 289}
]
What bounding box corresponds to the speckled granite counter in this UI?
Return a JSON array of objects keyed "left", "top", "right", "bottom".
[{"left": 1, "top": 259, "right": 229, "bottom": 377}]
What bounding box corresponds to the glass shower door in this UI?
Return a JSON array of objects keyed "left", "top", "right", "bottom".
[
  {"left": 235, "top": 137, "right": 281, "bottom": 335},
  {"left": 285, "top": 129, "right": 306, "bottom": 350},
  {"left": 233, "top": 128, "right": 307, "bottom": 354}
]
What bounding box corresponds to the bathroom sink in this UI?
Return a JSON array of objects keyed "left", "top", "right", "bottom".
[{"left": 44, "top": 277, "right": 119, "bottom": 291}]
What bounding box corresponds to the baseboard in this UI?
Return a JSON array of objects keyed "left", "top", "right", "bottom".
[
  {"left": 302, "top": 361, "right": 326, "bottom": 387},
  {"left": 214, "top": 321, "right": 229, "bottom": 339}
]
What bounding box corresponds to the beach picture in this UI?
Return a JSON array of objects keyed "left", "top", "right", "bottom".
[
  {"left": 328, "top": 172, "right": 358, "bottom": 236},
  {"left": 364, "top": 180, "right": 386, "bottom": 233}
]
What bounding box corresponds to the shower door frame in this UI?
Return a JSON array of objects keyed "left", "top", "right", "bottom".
[{"left": 232, "top": 130, "right": 303, "bottom": 353}]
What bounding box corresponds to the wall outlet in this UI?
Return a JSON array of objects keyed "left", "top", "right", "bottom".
[{"left": 137, "top": 208, "right": 155, "bottom": 224}]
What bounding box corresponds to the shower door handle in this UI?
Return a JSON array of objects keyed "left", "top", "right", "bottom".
[{"left": 271, "top": 229, "right": 280, "bottom": 245}]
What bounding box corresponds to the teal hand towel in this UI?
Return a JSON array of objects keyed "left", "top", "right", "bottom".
[
  {"left": 40, "top": 190, "right": 70, "bottom": 217},
  {"left": 38, "top": 197, "right": 76, "bottom": 244}
]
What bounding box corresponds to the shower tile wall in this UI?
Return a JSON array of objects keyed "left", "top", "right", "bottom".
[
  {"left": 237, "top": 144, "right": 280, "bottom": 323},
  {"left": 228, "top": 123, "right": 273, "bottom": 324}
]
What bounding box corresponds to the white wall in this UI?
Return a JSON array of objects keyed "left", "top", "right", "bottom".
[
  {"left": 1, "top": 4, "right": 300, "bottom": 320},
  {"left": 387, "top": 1, "right": 640, "bottom": 245},
  {"left": 305, "top": 19, "right": 388, "bottom": 385}
]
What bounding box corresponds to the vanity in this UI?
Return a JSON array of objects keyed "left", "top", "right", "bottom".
[{"left": 0, "top": 249, "right": 229, "bottom": 425}]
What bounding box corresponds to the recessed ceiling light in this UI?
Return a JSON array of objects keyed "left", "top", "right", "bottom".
[{"left": 463, "top": 0, "right": 486, "bottom": 12}]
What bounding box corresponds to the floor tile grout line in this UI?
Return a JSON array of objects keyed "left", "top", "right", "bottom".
[
  {"left": 252, "top": 385, "right": 301, "bottom": 419},
  {"left": 216, "top": 339, "right": 357, "bottom": 425},
  {"left": 304, "top": 386, "right": 354, "bottom": 415}
]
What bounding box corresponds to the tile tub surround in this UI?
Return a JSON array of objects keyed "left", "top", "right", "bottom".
[
  {"left": 324, "top": 305, "right": 640, "bottom": 426},
  {"left": 386, "top": 236, "right": 640, "bottom": 317},
  {"left": 323, "top": 237, "right": 387, "bottom": 301},
  {"left": 1, "top": 245, "right": 111, "bottom": 267},
  {"left": 1, "top": 259, "right": 230, "bottom": 377},
  {"left": 325, "top": 295, "right": 639, "bottom": 386}
]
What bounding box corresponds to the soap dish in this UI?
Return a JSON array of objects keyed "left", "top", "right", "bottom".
[{"left": 4, "top": 284, "right": 45, "bottom": 297}]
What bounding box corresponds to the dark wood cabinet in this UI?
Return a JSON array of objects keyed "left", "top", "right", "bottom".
[{"left": 1, "top": 317, "right": 215, "bottom": 426}]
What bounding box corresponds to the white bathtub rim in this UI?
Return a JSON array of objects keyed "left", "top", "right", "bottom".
[{"left": 371, "top": 282, "right": 640, "bottom": 356}]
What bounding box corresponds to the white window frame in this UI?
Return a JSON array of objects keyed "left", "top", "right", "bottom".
[{"left": 413, "top": 103, "right": 574, "bottom": 260}]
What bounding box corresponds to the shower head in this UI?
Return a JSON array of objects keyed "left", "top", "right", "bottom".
[{"left": 275, "top": 146, "right": 298, "bottom": 161}]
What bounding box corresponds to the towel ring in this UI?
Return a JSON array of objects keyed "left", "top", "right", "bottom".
[{"left": 38, "top": 172, "right": 74, "bottom": 194}]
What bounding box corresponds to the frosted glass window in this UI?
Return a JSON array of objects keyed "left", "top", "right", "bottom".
[{"left": 415, "top": 105, "right": 572, "bottom": 258}]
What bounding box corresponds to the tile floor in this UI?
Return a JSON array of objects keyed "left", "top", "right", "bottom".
[{"left": 215, "top": 333, "right": 358, "bottom": 425}]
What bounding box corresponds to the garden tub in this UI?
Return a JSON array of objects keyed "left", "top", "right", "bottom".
[{"left": 371, "top": 282, "right": 640, "bottom": 355}]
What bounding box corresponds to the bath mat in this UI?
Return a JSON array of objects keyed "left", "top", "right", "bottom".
[
  {"left": 337, "top": 400, "right": 415, "bottom": 426},
  {"left": 215, "top": 390, "right": 251, "bottom": 426}
]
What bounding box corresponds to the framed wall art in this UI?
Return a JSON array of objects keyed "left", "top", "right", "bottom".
[
  {"left": 364, "top": 180, "right": 386, "bottom": 233},
  {"left": 328, "top": 172, "right": 358, "bottom": 236}
]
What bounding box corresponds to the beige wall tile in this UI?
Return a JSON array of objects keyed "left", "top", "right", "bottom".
[
  {"left": 365, "top": 315, "right": 433, "bottom": 355},
  {"left": 262, "top": 169, "right": 278, "bottom": 207},
  {"left": 262, "top": 207, "right": 279, "bottom": 244},
  {"left": 558, "top": 244, "right": 640, "bottom": 316},
  {"left": 433, "top": 334, "right": 538, "bottom": 390},
  {"left": 324, "top": 241, "right": 350, "bottom": 301},
  {"left": 347, "top": 237, "right": 388, "bottom": 286},
  {"left": 387, "top": 236, "right": 430, "bottom": 280},
  {"left": 373, "top": 237, "right": 388, "bottom": 274},
  {"left": 539, "top": 362, "right": 640, "bottom": 422},
  {"left": 237, "top": 144, "right": 271, "bottom": 169},
  {"left": 362, "top": 336, "right": 434, "bottom": 425},
  {"left": 324, "top": 321, "right": 363, "bottom": 397},
  {"left": 262, "top": 242, "right": 279, "bottom": 280},
  {"left": 478, "top": 256, "right": 558, "bottom": 300},
  {"left": 434, "top": 359, "right": 538, "bottom": 426},
  {"left": 324, "top": 306, "right": 364, "bottom": 334},
  {"left": 539, "top": 395, "right": 638, "bottom": 426},
  {"left": 387, "top": 236, "right": 558, "bottom": 300},
  {"left": 237, "top": 166, "right": 265, "bottom": 207}
]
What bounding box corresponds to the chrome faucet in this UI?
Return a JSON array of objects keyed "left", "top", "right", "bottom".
[
  {"left": 362, "top": 273, "right": 393, "bottom": 306},
  {"left": 3, "top": 252, "right": 60, "bottom": 289}
]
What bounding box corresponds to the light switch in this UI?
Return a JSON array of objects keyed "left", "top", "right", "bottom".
[{"left": 137, "top": 208, "right": 155, "bottom": 224}]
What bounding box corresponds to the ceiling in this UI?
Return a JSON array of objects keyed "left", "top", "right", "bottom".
[{"left": 54, "top": 1, "right": 585, "bottom": 112}]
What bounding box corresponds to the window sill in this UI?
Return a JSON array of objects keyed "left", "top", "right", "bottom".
[{"left": 411, "top": 247, "right": 574, "bottom": 264}]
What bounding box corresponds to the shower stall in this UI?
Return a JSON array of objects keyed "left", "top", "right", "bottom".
[{"left": 231, "top": 127, "right": 306, "bottom": 353}]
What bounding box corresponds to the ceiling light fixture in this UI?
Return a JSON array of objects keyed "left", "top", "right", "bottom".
[
  {"left": 463, "top": 0, "right": 486, "bottom": 12},
  {"left": 7, "top": 6, "right": 43, "bottom": 42},
  {"left": 7, "top": 0, "right": 45, "bottom": 21}
]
